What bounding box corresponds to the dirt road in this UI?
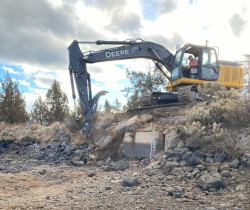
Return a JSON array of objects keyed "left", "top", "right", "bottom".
[{"left": 1, "top": 163, "right": 250, "bottom": 210}]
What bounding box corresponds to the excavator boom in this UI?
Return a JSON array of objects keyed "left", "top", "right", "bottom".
[{"left": 67, "top": 39, "right": 174, "bottom": 143}]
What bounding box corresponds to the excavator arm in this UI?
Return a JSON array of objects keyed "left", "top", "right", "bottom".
[{"left": 67, "top": 39, "right": 174, "bottom": 142}]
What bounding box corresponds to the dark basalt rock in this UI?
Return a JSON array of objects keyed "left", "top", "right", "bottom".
[{"left": 123, "top": 175, "right": 138, "bottom": 187}]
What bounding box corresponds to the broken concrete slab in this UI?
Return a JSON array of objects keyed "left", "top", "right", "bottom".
[
  {"left": 92, "top": 128, "right": 116, "bottom": 147},
  {"left": 123, "top": 132, "right": 164, "bottom": 158},
  {"left": 117, "top": 115, "right": 139, "bottom": 134},
  {"left": 164, "top": 128, "right": 178, "bottom": 151}
]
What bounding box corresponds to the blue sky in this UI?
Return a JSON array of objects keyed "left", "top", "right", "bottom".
[{"left": 0, "top": 0, "right": 249, "bottom": 112}]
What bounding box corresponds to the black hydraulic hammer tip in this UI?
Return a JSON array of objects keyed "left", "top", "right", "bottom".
[
  {"left": 93, "top": 91, "right": 109, "bottom": 100},
  {"left": 85, "top": 91, "right": 108, "bottom": 120},
  {"left": 77, "top": 90, "right": 109, "bottom": 144}
]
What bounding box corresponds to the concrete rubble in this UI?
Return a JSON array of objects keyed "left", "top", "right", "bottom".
[{"left": 101, "top": 104, "right": 192, "bottom": 158}]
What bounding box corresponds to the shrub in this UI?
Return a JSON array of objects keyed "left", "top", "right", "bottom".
[{"left": 187, "top": 82, "right": 250, "bottom": 156}]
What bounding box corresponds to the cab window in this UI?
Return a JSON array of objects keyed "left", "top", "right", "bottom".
[
  {"left": 172, "top": 50, "right": 182, "bottom": 70},
  {"left": 172, "top": 50, "right": 182, "bottom": 80},
  {"left": 202, "top": 48, "right": 218, "bottom": 80}
]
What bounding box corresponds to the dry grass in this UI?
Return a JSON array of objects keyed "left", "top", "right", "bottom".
[
  {"left": 0, "top": 123, "right": 27, "bottom": 133},
  {"left": 187, "top": 82, "right": 250, "bottom": 157},
  {"left": 0, "top": 122, "right": 88, "bottom": 144},
  {"left": 0, "top": 109, "right": 113, "bottom": 145}
]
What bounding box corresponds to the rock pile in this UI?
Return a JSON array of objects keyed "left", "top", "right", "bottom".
[
  {"left": 0, "top": 139, "right": 91, "bottom": 173},
  {"left": 163, "top": 145, "right": 247, "bottom": 193}
]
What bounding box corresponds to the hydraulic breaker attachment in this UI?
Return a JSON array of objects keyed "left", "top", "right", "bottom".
[
  {"left": 68, "top": 40, "right": 109, "bottom": 143},
  {"left": 76, "top": 91, "right": 108, "bottom": 140}
]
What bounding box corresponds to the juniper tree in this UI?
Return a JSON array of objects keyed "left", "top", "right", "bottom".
[
  {"left": 45, "top": 79, "right": 69, "bottom": 124},
  {"left": 30, "top": 95, "right": 47, "bottom": 124},
  {"left": 104, "top": 99, "right": 112, "bottom": 113},
  {"left": 0, "top": 71, "right": 29, "bottom": 123},
  {"left": 112, "top": 98, "right": 121, "bottom": 112},
  {"left": 121, "top": 63, "right": 168, "bottom": 109}
]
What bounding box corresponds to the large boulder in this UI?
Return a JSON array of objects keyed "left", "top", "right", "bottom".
[
  {"left": 162, "top": 161, "right": 179, "bottom": 174},
  {"left": 19, "top": 139, "right": 34, "bottom": 146},
  {"left": 196, "top": 170, "right": 225, "bottom": 190},
  {"left": 114, "top": 160, "right": 129, "bottom": 171},
  {"left": 193, "top": 150, "right": 206, "bottom": 159},
  {"left": 72, "top": 161, "right": 85, "bottom": 167},
  {"left": 33, "top": 151, "right": 46, "bottom": 160},
  {"left": 165, "top": 150, "right": 175, "bottom": 158},
  {"left": 173, "top": 147, "right": 189, "bottom": 159},
  {"left": 97, "top": 160, "right": 104, "bottom": 167},
  {"left": 0, "top": 140, "right": 13, "bottom": 148},
  {"left": 186, "top": 156, "right": 201, "bottom": 166},
  {"left": 229, "top": 159, "right": 239, "bottom": 168},
  {"left": 18, "top": 146, "right": 26, "bottom": 155},
  {"left": 64, "top": 145, "right": 71, "bottom": 154},
  {"left": 185, "top": 138, "right": 197, "bottom": 150},
  {"left": 51, "top": 142, "right": 61, "bottom": 150},
  {"left": 164, "top": 128, "right": 178, "bottom": 151},
  {"left": 182, "top": 152, "right": 192, "bottom": 161},
  {"left": 214, "top": 153, "right": 226, "bottom": 163},
  {"left": 123, "top": 175, "right": 138, "bottom": 187}
]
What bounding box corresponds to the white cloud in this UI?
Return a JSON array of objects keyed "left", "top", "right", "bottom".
[
  {"left": 117, "top": 95, "right": 127, "bottom": 105},
  {"left": 2, "top": 0, "right": 250, "bottom": 112},
  {"left": 32, "top": 72, "right": 55, "bottom": 89},
  {"left": 2, "top": 66, "right": 20, "bottom": 75},
  {"left": 23, "top": 87, "right": 48, "bottom": 112},
  {"left": 144, "top": 0, "right": 250, "bottom": 61},
  {"left": 17, "top": 80, "right": 30, "bottom": 86}
]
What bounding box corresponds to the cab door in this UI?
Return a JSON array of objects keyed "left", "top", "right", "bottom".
[
  {"left": 171, "top": 49, "right": 183, "bottom": 81},
  {"left": 200, "top": 48, "right": 220, "bottom": 80}
]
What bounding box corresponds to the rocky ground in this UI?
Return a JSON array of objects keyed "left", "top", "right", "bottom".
[
  {"left": 1, "top": 139, "right": 250, "bottom": 209},
  {"left": 1, "top": 105, "right": 250, "bottom": 209}
]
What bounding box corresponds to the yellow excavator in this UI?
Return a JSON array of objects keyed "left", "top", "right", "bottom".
[{"left": 67, "top": 39, "right": 244, "bottom": 145}]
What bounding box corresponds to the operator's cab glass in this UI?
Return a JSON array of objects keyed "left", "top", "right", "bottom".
[
  {"left": 171, "top": 45, "right": 219, "bottom": 81},
  {"left": 201, "top": 48, "right": 219, "bottom": 80},
  {"left": 172, "top": 50, "right": 182, "bottom": 81}
]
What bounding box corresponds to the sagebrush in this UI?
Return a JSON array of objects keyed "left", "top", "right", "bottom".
[{"left": 187, "top": 82, "right": 250, "bottom": 157}]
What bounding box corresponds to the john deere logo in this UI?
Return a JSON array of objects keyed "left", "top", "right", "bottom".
[{"left": 105, "top": 49, "right": 129, "bottom": 58}]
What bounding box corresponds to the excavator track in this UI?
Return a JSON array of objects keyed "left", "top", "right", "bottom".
[
  {"left": 127, "top": 101, "right": 189, "bottom": 112},
  {"left": 177, "top": 85, "right": 198, "bottom": 102},
  {"left": 139, "top": 92, "right": 154, "bottom": 107},
  {"left": 133, "top": 85, "right": 199, "bottom": 112}
]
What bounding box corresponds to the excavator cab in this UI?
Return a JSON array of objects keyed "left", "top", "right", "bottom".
[{"left": 171, "top": 45, "right": 220, "bottom": 86}]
